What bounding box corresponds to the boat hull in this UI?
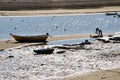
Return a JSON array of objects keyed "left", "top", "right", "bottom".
[
  {"left": 10, "top": 33, "right": 48, "bottom": 42},
  {"left": 33, "top": 48, "right": 54, "bottom": 54},
  {"left": 106, "top": 12, "right": 118, "bottom": 16}
]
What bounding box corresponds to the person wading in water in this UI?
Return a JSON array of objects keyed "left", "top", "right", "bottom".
[{"left": 95, "top": 28, "right": 99, "bottom": 34}]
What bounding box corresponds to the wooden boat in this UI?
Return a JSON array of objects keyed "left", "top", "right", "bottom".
[
  {"left": 10, "top": 33, "right": 49, "bottom": 42},
  {"left": 33, "top": 48, "right": 54, "bottom": 54}
]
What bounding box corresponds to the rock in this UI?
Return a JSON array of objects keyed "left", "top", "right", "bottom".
[
  {"left": 41, "top": 63, "right": 46, "bottom": 66},
  {"left": 7, "top": 55, "right": 14, "bottom": 58}
]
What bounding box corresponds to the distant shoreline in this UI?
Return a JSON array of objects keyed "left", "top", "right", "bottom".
[
  {"left": 0, "top": 6, "right": 120, "bottom": 16},
  {"left": 0, "top": 0, "right": 120, "bottom": 10}
]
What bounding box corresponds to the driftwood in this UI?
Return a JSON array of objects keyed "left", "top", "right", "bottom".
[
  {"left": 97, "top": 38, "right": 110, "bottom": 43},
  {"left": 96, "top": 36, "right": 120, "bottom": 43},
  {"left": 54, "top": 39, "right": 92, "bottom": 51},
  {"left": 109, "top": 37, "right": 120, "bottom": 41},
  {"left": 56, "top": 51, "right": 66, "bottom": 54},
  {"left": 54, "top": 44, "right": 86, "bottom": 50},
  {"left": 90, "top": 35, "right": 103, "bottom": 38}
]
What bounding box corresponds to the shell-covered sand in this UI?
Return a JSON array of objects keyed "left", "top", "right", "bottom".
[{"left": 1, "top": 38, "right": 120, "bottom": 80}]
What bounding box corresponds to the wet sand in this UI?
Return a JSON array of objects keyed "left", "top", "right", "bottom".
[
  {"left": 64, "top": 68, "right": 120, "bottom": 80},
  {"left": 0, "top": 33, "right": 109, "bottom": 50},
  {"left": 0, "top": 40, "right": 45, "bottom": 50}
]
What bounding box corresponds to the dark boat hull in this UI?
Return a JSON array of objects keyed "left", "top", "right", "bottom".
[
  {"left": 106, "top": 12, "right": 118, "bottom": 16},
  {"left": 33, "top": 48, "right": 54, "bottom": 54}
]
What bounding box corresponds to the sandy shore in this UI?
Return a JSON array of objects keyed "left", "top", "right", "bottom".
[
  {"left": 0, "top": 6, "right": 120, "bottom": 16},
  {"left": 0, "top": 33, "right": 92, "bottom": 50},
  {"left": 64, "top": 68, "right": 120, "bottom": 80}
]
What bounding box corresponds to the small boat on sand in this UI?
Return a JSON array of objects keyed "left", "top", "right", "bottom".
[
  {"left": 10, "top": 33, "right": 49, "bottom": 42},
  {"left": 33, "top": 48, "right": 54, "bottom": 54},
  {"left": 106, "top": 12, "right": 118, "bottom": 16}
]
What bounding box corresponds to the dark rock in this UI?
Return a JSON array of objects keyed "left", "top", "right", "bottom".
[
  {"left": 7, "top": 55, "right": 14, "bottom": 58},
  {"left": 41, "top": 63, "right": 46, "bottom": 66}
]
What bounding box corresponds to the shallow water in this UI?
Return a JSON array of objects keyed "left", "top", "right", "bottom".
[
  {"left": 48, "top": 38, "right": 95, "bottom": 45},
  {"left": 0, "top": 13, "right": 120, "bottom": 39}
]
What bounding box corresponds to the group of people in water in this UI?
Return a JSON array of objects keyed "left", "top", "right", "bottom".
[{"left": 95, "top": 28, "right": 103, "bottom": 37}]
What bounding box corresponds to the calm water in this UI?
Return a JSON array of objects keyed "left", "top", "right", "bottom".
[{"left": 0, "top": 13, "right": 120, "bottom": 39}]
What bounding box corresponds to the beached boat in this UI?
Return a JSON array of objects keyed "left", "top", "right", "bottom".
[
  {"left": 10, "top": 33, "right": 49, "bottom": 42},
  {"left": 106, "top": 12, "right": 118, "bottom": 16},
  {"left": 33, "top": 48, "right": 54, "bottom": 54}
]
